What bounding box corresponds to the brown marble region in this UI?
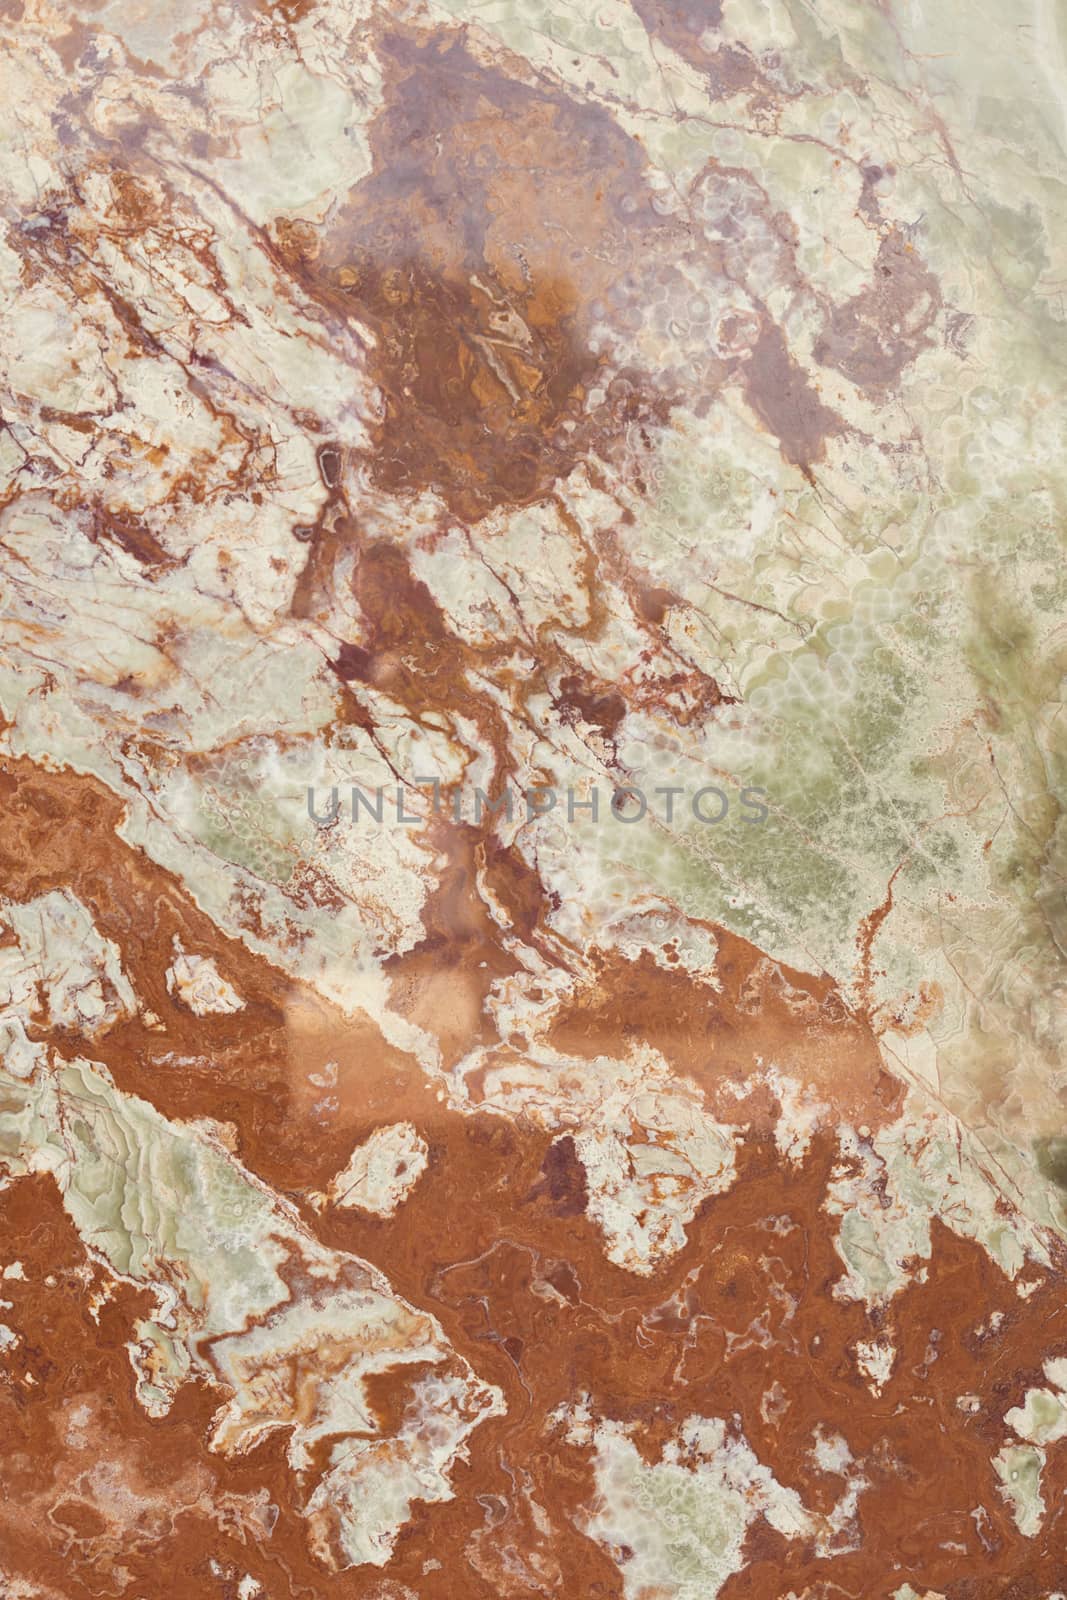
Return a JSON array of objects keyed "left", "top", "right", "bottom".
[{"left": 2, "top": 0, "right": 1067, "bottom": 1597}]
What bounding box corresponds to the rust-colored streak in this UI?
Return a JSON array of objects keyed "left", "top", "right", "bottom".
[
  {"left": 0, "top": 1177, "right": 292, "bottom": 1600},
  {"left": 285, "top": 28, "right": 675, "bottom": 519},
  {"left": 384, "top": 824, "right": 526, "bottom": 1068},
  {"left": 633, "top": 581, "right": 682, "bottom": 626},
  {"left": 345, "top": 258, "right": 593, "bottom": 517},
  {"left": 553, "top": 673, "right": 628, "bottom": 746},
  {"left": 547, "top": 937, "right": 900, "bottom": 1133},
  {"left": 88, "top": 503, "right": 178, "bottom": 569},
  {"left": 2, "top": 761, "right": 1066, "bottom": 1596},
  {"left": 335, "top": 539, "right": 464, "bottom": 705}
]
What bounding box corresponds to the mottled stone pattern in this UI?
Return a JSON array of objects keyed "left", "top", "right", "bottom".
[{"left": 1, "top": 0, "right": 1066, "bottom": 1595}]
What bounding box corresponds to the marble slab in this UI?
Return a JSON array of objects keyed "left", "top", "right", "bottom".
[{"left": 2, "top": 0, "right": 1067, "bottom": 1595}]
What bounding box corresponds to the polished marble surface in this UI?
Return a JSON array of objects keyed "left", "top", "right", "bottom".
[{"left": 2, "top": 0, "right": 1067, "bottom": 1595}]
